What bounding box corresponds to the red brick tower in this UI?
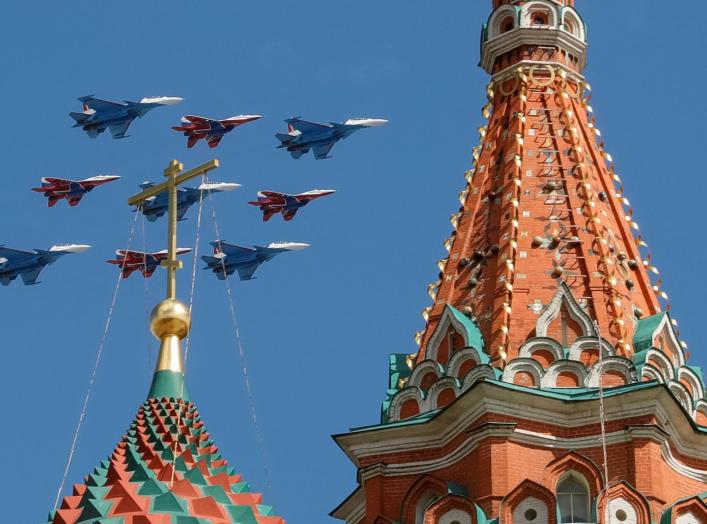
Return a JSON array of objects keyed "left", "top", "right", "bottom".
[{"left": 333, "top": 2, "right": 707, "bottom": 524}]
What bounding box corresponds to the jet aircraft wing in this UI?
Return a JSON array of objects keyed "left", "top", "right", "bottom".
[
  {"left": 214, "top": 243, "right": 255, "bottom": 257},
  {"left": 282, "top": 209, "right": 298, "bottom": 221},
  {"left": 0, "top": 247, "right": 36, "bottom": 263},
  {"left": 207, "top": 135, "right": 224, "bottom": 148},
  {"left": 109, "top": 120, "right": 133, "bottom": 139},
  {"left": 287, "top": 118, "right": 330, "bottom": 133},
  {"left": 236, "top": 263, "right": 260, "bottom": 281},
  {"left": 42, "top": 177, "right": 72, "bottom": 186},
  {"left": 20, "top": 266, "right": 43, "bottom": 285},
  {"left": 81, "top": 97, "right": 125, "bottom": 112},
  {"left": 176, "top": 204, "right": 190, "bottom": 221},
  {"left": 313, "top": 141, "right": 336, "bottom": 160}
]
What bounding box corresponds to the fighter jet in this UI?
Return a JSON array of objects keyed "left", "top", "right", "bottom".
[
  {"left": 107, "top": 248, "right": 192, "bottom": 279},
  {"left": 202, "top": 241, "right": 309, "bottom": 281},
  {"left": 172, "top": 114, "right": 262, "bottom": 148},
  {"left": 275, "top": 117, "right": 388, "bottom": 159},
  {"left": 70, "top": 95, "right": 183, "bottom": 139},
  {"left": 32, "top": 175, "right": 120, "bottom": 207},
  {"left": 248, "top": 189, "right": 336, "bottom": 221},
  {"left": 135, "top": 181, "right": 241, "bottom": 222},
  {"left": 0, "top": 244, "right": 91, "bottom": 286}
]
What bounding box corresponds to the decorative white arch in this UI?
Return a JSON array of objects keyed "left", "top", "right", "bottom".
[
  {"left": 502, "top": 358, "right": 545, "bottom": 387},
  {"left": 561, "top": 7, "right": 586, "bottom": 41},
  {"left": 677, "top": 366, "right": 705, "bottom": 403},
  {"left": 446, "top": 346, "right": 485, "bottom": 379},
  {"left": 668, "top": 380, "right": 695, "bottom": 415},
  {"left": 408, "top": 360, "right": 444, "bottom": 389},
  {"left": 542, "top": 360, "right": 588, "bottom": 388},
  {"left": 640, "top": 363, "right": 665, "bottom": 384},
  {"left": 488, "top": 4, "right": 519, "bottom": 40},
  {"left": 388, "top": 387, "right": 424, "bottom": 422},
  {"left": 426, "top": 377, "right": 460, "bottom": 410},
  {"left": 520, "top": 0, "right": 560, "bottom": 28},
  {"left": 461, "top": 364, "right": 497, "bottom": 391},
  {"left": 644, "top": 348, "right": 676, "bottom": 382},
  {"left": 518, "top": 337, "right": 565, "bottom": 364},
  {"left": 586, "top": 357, "right": 635, "bottom": 388},
  {"left": 536, "top": 283, "right": 596, "bottom": 338},
  {"left": 568, "top": 336, "right": 615, "bottom": 362}
]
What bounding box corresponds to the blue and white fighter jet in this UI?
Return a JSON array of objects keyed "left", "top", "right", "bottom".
[
  {"left": 275, "top": 117, "right": 387, "bottom": 159},
  {"left": 70, "top": 95, "right": 183, "bottom": 139},
  {"left": 202, "top": 241, "right": 309, "bottom": 281},
  {"left": 0, "top": 244, "right": 91, "bottom": 286},
  {"left": 135, "top": 181, "right": 241, "bottom": 222}
]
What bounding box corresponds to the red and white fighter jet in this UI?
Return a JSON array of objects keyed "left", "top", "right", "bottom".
[
  {"left": 107, "top": 248, "right": 192, "bottom": 279},
  {"left": 248, "top": 189, "right": 336, "bottom": 222},
  {"left": 172, "top": 114, "right": 262, "bottom": 148},
  {"left": 32, "top": 175, "right": 120, "bottom": 207}
]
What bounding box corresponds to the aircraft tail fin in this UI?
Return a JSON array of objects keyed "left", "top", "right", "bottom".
[{"left": 275, "top": 133, "right": 292, "bottom": 144}]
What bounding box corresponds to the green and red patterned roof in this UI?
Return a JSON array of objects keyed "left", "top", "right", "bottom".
[{"left": 47, "top": 391, "right": 284, "bottom": 524}]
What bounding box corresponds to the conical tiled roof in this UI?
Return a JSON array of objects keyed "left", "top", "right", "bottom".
[{"left": 49, "top": 395, "right": 283, "bottom": 524}]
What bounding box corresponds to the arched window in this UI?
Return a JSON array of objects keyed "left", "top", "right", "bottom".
[
  {"left": 531, "top": 11, "right": 549, "bottom": 26},
  {"left": 557, "top": 474, "right": 591, "bottom": 523},
  {"left": 501, "top": 16, "right": 514, "bottom": 33}
]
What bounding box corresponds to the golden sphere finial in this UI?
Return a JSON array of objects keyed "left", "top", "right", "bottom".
[{"left": 149, "top": 298, "right": 191, "bottom": 340}]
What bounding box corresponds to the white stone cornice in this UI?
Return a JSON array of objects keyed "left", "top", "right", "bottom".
[
  {"left": 481, "top": 27, "right": 587, "bottom": 74},
  {"left": 334, "top": 382, "right": 707, "bottom": 476},
  {"left": 331, "top": 486, "right": 366, "bottom": 524}
]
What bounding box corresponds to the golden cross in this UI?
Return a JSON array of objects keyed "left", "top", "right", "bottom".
[{"left": 128, "top": 159, "right": 220, "bottom": 299}]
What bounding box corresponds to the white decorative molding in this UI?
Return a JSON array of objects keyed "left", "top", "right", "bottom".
[
  {"left": 586, "top": 357, "right": 636, "bottom": 388},
  {"left": 536, "top": 283, "right": 595, "bottom": 338},
  {"left": 447, "top": 347, "right": 485, "bottom": 379},
  {"left": 409, "top": 360, "right": 444, "bottom": 389},
  {"left": 481, "top": 27, "right": 587, "bottom": 74},
  {"left": 426, "top": 377, "right": 460, "bottom": 411},
  {"left": 502, "top": 358, "right": 544, "bottom": 387},
  {"left": 568, "top": 336, "right": 615, "bottom": 362},
  {"left": 541, "top": 360, "right": 588, "bottom": 388},
  {"left": 518, "top": 337, "right": 565, "bottom": 364}
]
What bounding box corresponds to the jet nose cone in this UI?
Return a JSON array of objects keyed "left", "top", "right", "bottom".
[
  {"left": 142, "top": 96, "right": 184, "bottom": 105},
  {"left": 363, "top": 118, "right": 388, "bottom": 127},
  {"left": 198, "top": 182, "right": 242, "bottom": 192},
  {"left": 285, "top": 242, "right": 310, "bottom": 251},
  {"left": 345, "top": 118, "right": 389, "bottom": 127},
  {"left": 161, "top": 97, "right": 184, "bottom": 105},
  {"left": 51, "top": 244, "right": 92, "bottom": 253}
]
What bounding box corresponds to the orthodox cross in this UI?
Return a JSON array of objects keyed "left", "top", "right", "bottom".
[{"left": 128, "top": 159, "right": 220, "bottom": 299}]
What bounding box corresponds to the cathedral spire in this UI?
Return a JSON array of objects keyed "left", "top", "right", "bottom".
[{"left": 419, "top": 0, "right": 660, "bottom": 367}]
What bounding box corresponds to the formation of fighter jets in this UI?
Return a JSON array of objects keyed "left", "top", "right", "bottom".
[{"left": 2, "top": 94, "right": 388, "bottom": 286}]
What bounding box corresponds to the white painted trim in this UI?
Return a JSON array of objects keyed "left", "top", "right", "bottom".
[{"left": 481, "top": 27, "right": 587, "bottom": 74}]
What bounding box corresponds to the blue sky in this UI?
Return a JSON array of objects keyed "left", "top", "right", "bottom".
[{"left": 0, "top": 1, "right": 705, "bottom": 523}]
